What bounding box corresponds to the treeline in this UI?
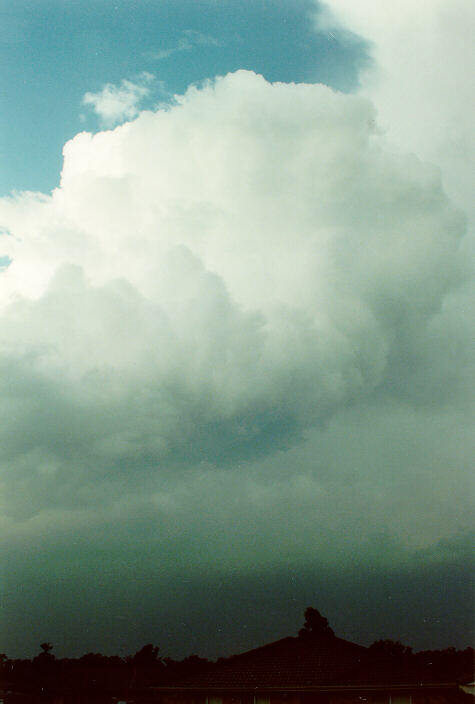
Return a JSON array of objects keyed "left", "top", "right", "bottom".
[
  {"left": 1, "top": 609, "right": 473, "bottom": 701},
  {"left": 367, "top": 639, "right": 474, "bottom": 682},
  {"left": 0, "top": 642, "right": 212, "bottom": 698},
  {"left": 1, "top": 640, "right": 473, "bottom": 698}
]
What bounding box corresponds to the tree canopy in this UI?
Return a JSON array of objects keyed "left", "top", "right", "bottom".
[{"left": 298, "top": 607, "right": 335, "bottom": 639}]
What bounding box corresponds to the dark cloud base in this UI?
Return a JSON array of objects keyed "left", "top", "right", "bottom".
[{"left": 2, "top": 552, "right": 472, "bottom": 660}]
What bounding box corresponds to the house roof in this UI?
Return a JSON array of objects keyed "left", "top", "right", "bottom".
[
  {"left": 154, "top": 634, "right": 460, "bottom": 692},
  {"left": 206, "top": 635, "right": 367, "bottom": 689}
]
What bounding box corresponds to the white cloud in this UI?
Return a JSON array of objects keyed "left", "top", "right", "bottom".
[
  {"left": 0, "top": 68, "right": 472, "bottom": 576},
  {"left": 313, "top": 0, "right": 475, "bottom": 510},
  {"left": 82, "top": 72, "right": 155, "bottom": 127},
  {"left": 316, "top": 0, "right": 475, "bottom": 224}
]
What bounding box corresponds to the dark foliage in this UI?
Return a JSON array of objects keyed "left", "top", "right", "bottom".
[
  {"left": 0, "top": 608, "right": 472, "bottom": 700},
  {"left": 298, "top": 606, "right": 335, "bottom": 639},
  {"left": 369, "top": 639, "right": 414, "bottom": 659}
]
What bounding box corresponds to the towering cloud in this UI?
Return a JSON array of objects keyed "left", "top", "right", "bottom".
[
  {"left": 0, "top": 63, "right": 473, "bottom": 656},
  {"left": 0, "top": 71, "right": 467, "bottom": 514}
]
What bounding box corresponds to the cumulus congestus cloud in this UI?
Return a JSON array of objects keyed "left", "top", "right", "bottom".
[{"left": 0, "top": 70, "right": 469, "bottom": 523}]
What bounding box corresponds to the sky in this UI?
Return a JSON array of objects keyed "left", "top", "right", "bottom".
[{"left": 0, "top": 0, "right": 473, "bottom": 660}]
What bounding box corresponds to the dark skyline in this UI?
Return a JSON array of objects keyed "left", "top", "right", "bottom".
[{"left": 3, "top": 558, "right": 473, "bottom": 661}]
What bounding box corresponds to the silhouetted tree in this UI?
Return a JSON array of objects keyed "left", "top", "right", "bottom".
[
  {"left": 414, "top": 646, "right": 474, "bottom": 681},
  {"left": 132, "top": 643, "right": 161, "bottom": 666},
  {"left": 1, "top": 623, "right": 471, "bottom": 698},
  {"left": 369, "top": 640, "right": 413, "bottom": 658},
  {"left": 298, "top": 607, "right": 335, "bottom": 639},
  {"left": 37, "top": 642, "right": 54, "bottom": 659},
  {"left": 127, "top": 643, "right": 165, "bottom": 688},
  {"left": 0, "top": 653, "right": 10, "bottom": 683},
  {"left": 163, "top": 654, "right": 211, "bottom": 682}
]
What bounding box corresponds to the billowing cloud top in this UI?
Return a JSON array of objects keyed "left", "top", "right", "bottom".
[
  {"left": 0, "top": 64, "right": 473, "bottom": 657},
  {"left": 0, "top": 70, "right": 469, "bottom": 515}
]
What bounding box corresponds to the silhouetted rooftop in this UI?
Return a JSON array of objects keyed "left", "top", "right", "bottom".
[{"left": 155, "top": 633, "right": 466, "bottom": 692}]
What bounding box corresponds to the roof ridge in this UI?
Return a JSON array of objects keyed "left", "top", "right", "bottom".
[{"left": 219, "top": 634, "right": 368, "bottom": 664}]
